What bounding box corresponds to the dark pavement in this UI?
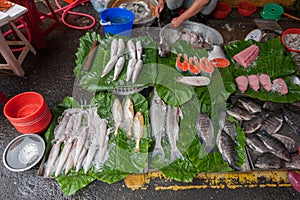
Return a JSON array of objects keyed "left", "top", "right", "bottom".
[{"left": 1, "top": 1, "right": 300, "bottom": 199}]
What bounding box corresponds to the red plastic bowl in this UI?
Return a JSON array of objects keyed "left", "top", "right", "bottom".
[
  {"left": 281, "top": 28, "right": 300, "bottom": 53},
  {"left": 238, "top": 2, "right": 257, "bottom": 16},
  {"left": 4, "top": 92, "right": 52, "bottom": 134},
  {"left": 211, "top": 2, "right": 232, "bottom": 19}
]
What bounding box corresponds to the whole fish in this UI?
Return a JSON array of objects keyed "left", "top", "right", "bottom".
[
  {"left": 216, "top": 129, "right": 240, "bottom": 171},
  {"left": 136, "top": 40, "right": 143, "bottom": 60},
  {"left": 110, "top": 38, "right": 118, "bottom": 58},
  {"left": 263, "top": 101, "right": 284, "bottom": 112},
  {"left": 54, "top": 138, "right": 73, "bottom": 177},
  {"left": 257, "top": 131, "right": 290, "bottom": 161},
  {"left": 132, "top": 59, "right": 143, "bottom": 84},
  {"left": 242, "top": 116, "right": 262, "bottom": 134},
  {"left": 195, "top": 112, "right": 215, "bottom": 153},
  {"left": 272, "top": 133, "right": 298, "bottom": 153},
  {"left": 127, "top": 39, "right": 136, "bottom": 59},
  {"left": 96, "top": 128, "right": 111, "bottom": 168},
  {"left": 223, "top": 119, "right": 237, "bottom": 142},
  {"left": 238, "top": 98, "right": 262, "bottom": 114},
  {"left": 260, "top": 112, "right": 283, "bottom": 134},
  {"left": 150, "top": 89, "right": 167, "bottom": 158},
  {"left": 74, "top": 127, "right": 88, "bottom": 165},
  {"left": 113, "top": 56, "right": 126, "bottom": 81},
  {"left": 122, "top": 98, "right": 135, "bottom": 138},
  {"left": 112, "top": 98, "right": 123, "bottom": 137},
  {"left": 83, "top": 138, "right": 97, "bottom": 174},
  {"left": 101, "top": 55, "right": 118, "bottom": 78},
  {"left": 117, "top": 38, "right": 125, "bottom": 57},
  {"left": 176, "top": 76, "right": 211, "bottom": 86},
  {"left": 245, "top": 133, "right": 269, "bottom": 154},
  {"left": 65, "top": 139, "right": 77, "bottom": 175},
  {"left": 227, "top": 107, "right": 253, "bottom": 121},
  {"left": 133, "top": 111, "right": 145, "bottom": 153},
  {"left": 72, "top": 111, "right": 83, "bottom": 132},
  {"left": 166, "top": 106, "right": 184, "bottom": 162},
  {"left": 75, "top": 146, "right": 88, "bottom": 173},
  {"left": 282, "top": 108, "right": 300, "bottom": 135},
  {"left": 254, "top": 153, "right": 283, "bottom": 169},
  {"left": 126, "top": 58, "right": 137, "bottom": 82},
  {"left": 285, "top": 153, "right": 300, "bottom": 169}
]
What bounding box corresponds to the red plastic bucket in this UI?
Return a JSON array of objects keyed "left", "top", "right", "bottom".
[{"left": 3, "top": 92, "right": 52, "bottom": 134}]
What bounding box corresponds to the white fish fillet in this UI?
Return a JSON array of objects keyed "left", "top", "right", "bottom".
[
  {"left": 132, "top": 59, "right": 143, "bottom": 84},
  {"left": 101, "top": 55, "right": 118, "bottom": 78},
  {"left": 126, "top": 58, "right": 137, "bottom": 82},
  {"left": 113, "top": 56, "right": 126, "bottom": 81},
  {"left": 136, "top": 40, "right": 142, "bottom": 60},
  {"left": 176, "top": 76, "right": 211, "bottom": 86}
]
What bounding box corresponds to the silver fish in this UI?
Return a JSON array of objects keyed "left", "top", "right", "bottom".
[
  {"left": 132, "top": 59, "right": 143, "bottom": 84},
  {"left": 127, "top": 39, "right": 136, "bottom": 59},
  {"left": 126, "top": 58, "right": 137, "bottom": 82},
  {"left": 53, "top": 113, "right": 70, "bottom": 137},
  {"left": 101, "top": 55, "right": 118, "bottom": 78},
  {"left": 136, "top": 40, "right": 142, "bottom": 60},
  {"left": 74, "top": 127, "right": 88, "bottom": 165},
  {"left": 238, "top": 98, "right": 262, "bottom": 114},
  {"left": 150, "top": 89, "right": 167, "bottom": 158},
  {"left": 117, "top": 38, "right": 125, "bottom": 57},
  {"left": 112, "top": 98, "right": 123, "bottom": 137},
  {"left": 272, "top": 133, "right": 298, "bottom": 153},
  {"left": 96, "top": 128, "right": 111, "bottom": 168},
  {"left": 195, "top": 112, "right": 215, "bottom": 152},
  {"left": 55, "top": 138, "right": 73, "bottom": 177},
  {"left": 257, "top": 131, "right": 290, "bottom": 161},
  {"left": 176, "top": 76, "right": 211, "bottom": 86},
  {"left": 110, "top": 38, "right": 118, "bottom": 58},
  {"left": 285, "top": 153, "right": 300, "bottom": 169},
  {"left": 216, "top": 129, "right": 240, "bottom": 171},
  {"left": 133, "top": 111, "right": 145, "bottom": 153},
  {"left": 122, "top": 98, "right": 135, "bottom": 138},
  {"left": 113, "top": 56, "right": 126, "bottom": 81},
  {"left": 282, "top": 108, "right": 300, "bottom": 135},
  {"left": 227, "top": 107, "right": 253, "bottom": 121},
  {"left": 254, "top": 153, "right": 283, "bottom": 169},
  {"left": 75, "top": 146, "right": 88, "bottom": 173},
  {"left": 242, "top": 116, "right": 262, "bottom": 134},
  {"left": 166, "top": 106, "right": 184, "bottom": 162},
  {"left": 260, "top": 113, "right": 283, "bottom": 134},
  {"left": 65, "top": 139, "right": 77, "bottom": 175},
  {"left": 246, "top": 134, "right": 269, "bottom": 154}
]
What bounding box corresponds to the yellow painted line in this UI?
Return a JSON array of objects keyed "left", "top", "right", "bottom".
[{"left": 124, "top": 170, "right": 298, "bottom": 190}]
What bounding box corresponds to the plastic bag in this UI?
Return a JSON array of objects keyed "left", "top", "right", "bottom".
[{"left": 90, "top": 0, "right": 108, "bottom": 12}]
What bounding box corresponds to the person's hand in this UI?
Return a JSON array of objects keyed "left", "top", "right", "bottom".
[
  {"left": 171, "top": 17, "right": 184, "bottom": 29},
  {"left": 155, "top": 1, "right": 164, "bottom": 18}
]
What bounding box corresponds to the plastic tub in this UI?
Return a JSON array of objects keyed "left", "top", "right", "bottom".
[
  {"left": 100, "top": 8, "right": 135, "bottom": 37},
  {"left": 4, "top": 92, "right": 52, "bottom": 134},
  {"left": 260, "top": 3, "right": 284, "bottom": 20},
  {"left": 211, "top": 2, "right": 232, "bottom": 19},
  {"left": 238, "top": 2, "right": 257, "bottom": 16},
  {"left": 281, "top": 28, "right": 300, "bottom": 53}
]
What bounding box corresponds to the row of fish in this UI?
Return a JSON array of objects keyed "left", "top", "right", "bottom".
[
  {"left": 235, "top": 74, "right": 288, "bottom": 95},
  {"left": 112, "top": 97, "right": 145, "bottom": 152},
  {"left": 150, "top": 89, "right": 184, "bottom": 162},
  {"left": 101, "top": 38, "right": 144, "bottom": 83},
  {"left": 43, "top": 107, "right": 110, "bottom": 177}
]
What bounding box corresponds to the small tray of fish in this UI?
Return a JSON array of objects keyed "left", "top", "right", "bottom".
[{"left": 227, "top": 95, "right": 300, "bottom": 170}]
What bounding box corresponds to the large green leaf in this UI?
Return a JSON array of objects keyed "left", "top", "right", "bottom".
[{"left": 224, "top": 37, "right": 300, "bottom": 103}]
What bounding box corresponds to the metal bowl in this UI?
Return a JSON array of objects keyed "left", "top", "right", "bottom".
[
  {"left": 160, "top": 20, "right": 224, "bottom": 46},
  {"left": 107, "top": 0, "right": 158, "bottom": 25}
]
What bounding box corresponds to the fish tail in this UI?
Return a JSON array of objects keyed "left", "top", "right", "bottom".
[
  {"left": 170, "top": 148, "right": 184, "bottom": 162},
  {"left": 152, "top": 146, "right": 165, "bottom": 158},
  {"left": 230, "top": 163, "right": 241, "bottom": 171}
]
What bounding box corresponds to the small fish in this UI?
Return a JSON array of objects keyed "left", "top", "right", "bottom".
[
  {"left": 131, "top": 59, "right": 143, "bottom": 84},
  {"left": 176, "top": 76, "right": 211, "bottom": 86},
  {"left": 227, "top": 107, "right": 253, "bottom": 121},
  {"left": 116, "top": 38, "right": 125, "bottom": 57},
  {"left": 96, "top": 128, "right": 111, "bottom": 168},
  {"left": 166, "top": 106, "right": 184, "bottom": 162},
  {"left": 83, "top": 137, "right": 98, "bottom": 174},
  {"left": 113, "top": 56, "right": 126, "bottom": 81},
  {"left": 65, "top": 140, "right": 77, "bottom": 175},
  {"left": 223, "top": 119, "right": 237, "bottom": 141},
  {"left": 285, "top": 153, "right": 300, "bottom": 169},
  {"left": 245, "top": 134, "right": 269, "bottom": 154},
  {"left": 254, "top": 153, "right": 283, "bottom": 169},
  {"left": 272, "top": 133, "right": 298, "bottom": 153},
  {"left": 110, "top": 38, "right": 118, "bottom": 58},
  {"left": 75, "top": 146, "right": 88, "bottom": 173},
  {"left": 260, "top": 112, "right": 283, "bottom": 134},
  {"left": 101, "top": 55, "right": 118, "bottom": 78},
  {"left": 127, "top": 39, "right": 136, "bottom": 59},
  {"left": 112, "top": 98, "right": 123, "bottom": 137},
  {"left": 282, "top": 108, "right": 300, "bottom": 135},
  {"left": 126, "top": 58, "right": 136, "bottom": 82},
  {"left": 263, "top": 101, "right": 284, "bottom": 112},
  {"left": 242, "top": 116, "right": 262, "bottom": 134},
  {"left": 136, "top": 40, "right": 143, "bottom": 60},
  {"left": 133, "top": 111, "right": 145, "bottom": 153},
  {"left": 216, "top": 130, "right": 240, "bottom": 171},
  {"left": 195, "top": 112, "right": 215, "bottom": 152},
  {"left": 150, "top": 89, "right": 167, "bottom": 158},
  {"left": 238, "top": 98, "right": 262, "bottom": 114},
  {"left": 257, "top": 131, "right": 290, "bottom": 162},
  {"left": 55, "top": 139, "right": 73, "bottom": 177},
  {"left": 74, "top": 127, "right": 88, "bottom": 165},
  {"left": 123, "top": 98, "right": 135, "bottom": 138}
]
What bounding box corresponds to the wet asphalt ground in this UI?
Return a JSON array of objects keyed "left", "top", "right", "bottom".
[{"left": 1, "top": 1, "right": 300, "bottom": 199}]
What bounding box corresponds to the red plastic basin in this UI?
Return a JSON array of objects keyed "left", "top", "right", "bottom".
[
  {"left": 281, "top": 28, "right": 300, "bottom": 53},
  {"left": 238, "top": 2, "right": 257, "bottom": 16},
  {"left": 211, "top": 2, "right": 232, "bottom": 19}
]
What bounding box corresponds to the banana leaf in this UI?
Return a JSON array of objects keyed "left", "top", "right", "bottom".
[
  {"left": 75, "top": 33, "right": 157, "bottom": 92},
  {"left": 224, "top": 37, "right": 300, "bottom": 103}
]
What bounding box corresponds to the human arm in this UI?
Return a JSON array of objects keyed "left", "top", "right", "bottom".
[
  {"left": 171, "top": 0, "right": 209, "bottom": 28},
  {"left": 155, "top": 0, "right": 165, "bottom": 18}
]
